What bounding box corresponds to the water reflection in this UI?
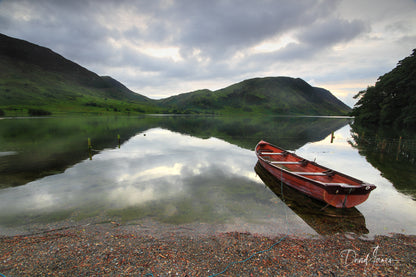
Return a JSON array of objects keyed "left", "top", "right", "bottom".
[
  {"left": 255, "top": 162, "right": 369, "bottom": 235},
  {"left": 0, "top": 115, "right": 350, "bottom": 188},
  {"left": 0, "top": 116, "right": 157, "bottom": 188},
  {"left": 349, "top": 123, "right": 416, "bottom": 200},
  {"left": 158, "top": 115, "right": 351, "bottom": 150},
  {"left": 295, "top": 125, "right": 416, "bottom": 236},
  {"left": 1, "top": 116, "right": 415, "bottom": 237},
  {"left": 0, "top": 128, "right": 316, "bottom": 236}
]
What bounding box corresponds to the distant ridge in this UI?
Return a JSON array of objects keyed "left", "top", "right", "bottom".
[
  {"left": 0, "top": 33, "right": 351, "bottom": 116},
  {"left": 0, "top": 33, "right": 151, "bottom": 101},
  {"left": 0, "top": 33, "right": 154, "bottom": 114},
  {"left": 159, "top": 76, "right": 351, "bottom": 115}
]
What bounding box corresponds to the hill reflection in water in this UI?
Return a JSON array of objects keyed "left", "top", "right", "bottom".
[
  {"left": 0, "top": 115, "right": 350, "bottom": 188},
  {"left": 0, "top": 128, "right": 317, "bottom": 236},
  {"left": 1, "top": 116, "right": 416, "bottom": 237}
]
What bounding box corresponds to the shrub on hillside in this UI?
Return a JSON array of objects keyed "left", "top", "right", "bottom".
[{"left": 28, "top": 109, "right": 52, "bottom": 116}]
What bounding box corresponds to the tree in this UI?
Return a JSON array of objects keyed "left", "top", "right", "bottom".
[{"left": 351, "top": 49, "right": 416, "bottom": 127}]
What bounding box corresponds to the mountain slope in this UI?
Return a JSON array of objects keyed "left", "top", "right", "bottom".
[
  {"left": 159, "top": 77, "right": 351, "bottom": 115},
  {"left": 1, "top": 33, "right": 351, "bottom": 116},
  {"left": 0, "top": 33, "right": 156, "bottom": 114}
]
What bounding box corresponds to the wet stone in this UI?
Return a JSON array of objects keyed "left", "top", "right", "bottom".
[{"left": 0, "top": 224, "right": 415, "bottom": 276}]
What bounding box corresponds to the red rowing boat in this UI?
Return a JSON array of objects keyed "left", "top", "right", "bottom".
[{"left": 255, "top": 140, "right": 376, "bottom": 208}]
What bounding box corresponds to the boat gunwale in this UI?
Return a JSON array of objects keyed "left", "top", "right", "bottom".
[{"left": 255, "top": 140, "right": 376, "bottom": 194}]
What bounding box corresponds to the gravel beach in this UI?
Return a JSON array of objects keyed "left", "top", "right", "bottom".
[{"left": 1, "top": 223, "right": 415, "bottom": 276}]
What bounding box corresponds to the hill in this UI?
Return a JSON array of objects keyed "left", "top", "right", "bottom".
[
  {"left": 351, "top": 49, "right": 416, "bottom": 127},
  {"left": 0, "top": 33, "right": 351, "bottom": 116},
  {"left": 159, "top": 77, "right": 351, "bottom": 115},
  {"left": 0, "top": 33, "right": 157, "bottom": 115}
]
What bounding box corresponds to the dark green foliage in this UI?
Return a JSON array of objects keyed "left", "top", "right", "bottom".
[
  {"left": 84, "top": 102, "right": 102, "bottom": 107},
  {"left": 351, "top": 49, "right": 416, "bottom": 127},
  {"left": 28, "top": 108, "right": 52, "bottom": 116},
  {"left": 0, "top": 109, "right": 4, "bottom": 116}
]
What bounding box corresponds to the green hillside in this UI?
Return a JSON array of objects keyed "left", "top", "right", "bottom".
[
  {"left": 0, "top": 33, "right": 158, "bottom": 115},
  {"left": 0, "top": 33, "right": 351, "bottom": 116},
  {"left": 159, "top": 77, "right": 351, "bottom": 115}
]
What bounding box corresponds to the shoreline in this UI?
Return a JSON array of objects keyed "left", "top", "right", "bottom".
[{"left": 1, "top": 223, "right": 415, "bottom": 276}]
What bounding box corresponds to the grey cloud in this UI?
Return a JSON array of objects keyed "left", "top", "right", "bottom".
[
  {"left": 170, "top": 0, "right": 341, "bottom": 58},
  {"left": 0, "top": 0, "right": 112, "bottom": 62},
  {"left": 0, "top": 0, "right": 357, "bottom": 72},
  {"left": 300, "top": 18, "right": 369, "bottom": 46},
  {"left": 233, "top": 15, "right": 369, "bottom": 76},
  {"left": 1, "top": 0, "right": 415, "bottom": 102},
  {"left": 385, "top": 20, "right": 413, "bottom": 33}
]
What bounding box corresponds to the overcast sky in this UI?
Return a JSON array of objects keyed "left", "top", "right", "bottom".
[{"left": 1, "top": 0, "right": 415, "bottom": 106}]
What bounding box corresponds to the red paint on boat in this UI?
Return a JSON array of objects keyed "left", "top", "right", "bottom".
[{"left": 255, "top": 140, "right": 376, "bottom": 208}]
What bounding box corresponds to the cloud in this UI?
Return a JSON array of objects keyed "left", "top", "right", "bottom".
[
  {"left": 0, "top": 0, "right": 416, "bottom": 102},
  {"left": 300, "top": 18, "right": 368, "bottom": 47}
]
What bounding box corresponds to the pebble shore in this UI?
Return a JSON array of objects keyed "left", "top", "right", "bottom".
[{"left": 1, "top": 223, "right": 415, "bottom": 276}]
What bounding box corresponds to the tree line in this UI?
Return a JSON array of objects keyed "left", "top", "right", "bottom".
[{"left": 351, "top": 49, "right": 416, "bottom": 128}]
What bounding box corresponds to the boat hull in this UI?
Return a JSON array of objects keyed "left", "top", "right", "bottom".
[
  {"left": 254, "top": 162, "right": 369, "bottom": 235},
  {"left": 256, "top": 141, "right": 375, "bottom": 208}
]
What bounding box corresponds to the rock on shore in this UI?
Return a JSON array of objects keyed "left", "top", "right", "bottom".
[{"left": 1, "top": 223, "right": 415, "bottom": 276}]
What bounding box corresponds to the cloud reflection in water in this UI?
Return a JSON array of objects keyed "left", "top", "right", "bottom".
[{"left": 1, "top": 128, "right": 304, "bottom": 235}]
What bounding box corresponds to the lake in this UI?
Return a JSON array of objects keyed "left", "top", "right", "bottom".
[{"left": 0, "top": 115, "right": 415, "bottom": 238}]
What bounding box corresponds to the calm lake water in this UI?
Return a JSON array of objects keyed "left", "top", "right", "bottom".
[{"left": 0, "top": 115, "right": 415, "bottom": 237}]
